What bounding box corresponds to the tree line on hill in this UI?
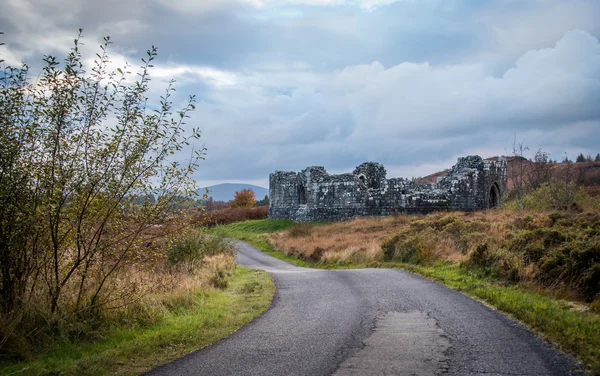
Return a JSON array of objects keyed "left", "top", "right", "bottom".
[
  {"left": 510, "top": 141, "right": 600, "bottom": 214},
  {"left": 574, "top": 153, "right": 600, "bottom": 163},
  {"left": 130, "top": 189, "right": 270, "bottom": 211}
]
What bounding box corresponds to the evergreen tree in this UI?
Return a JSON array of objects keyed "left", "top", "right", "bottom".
[
  {"left": 256, "top": 195, "right": 270, "bottom": 207},
  {"left": 576, "top": 153, "right": 586, "bottom": 162},
  {"left": 595, "top": 153, "right": 600, "bottom": 162}
]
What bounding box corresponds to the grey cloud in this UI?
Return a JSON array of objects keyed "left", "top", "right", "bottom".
[
  {"left": 2, "top": 0, "right": 599, "bottom": 186},
  {"left": 188, "top": 29, "right": 600, "bottom": 184}
]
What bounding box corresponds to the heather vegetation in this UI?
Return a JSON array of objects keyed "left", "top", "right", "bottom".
[
  {"left": 190, "top": 188, "right": 270, "bottom": 227},
  {"left": 192, "top": 206, "right": 269, "bottom": 227},
  {"left": 383, "top": 211, "right": 600, "bottom": 300}
]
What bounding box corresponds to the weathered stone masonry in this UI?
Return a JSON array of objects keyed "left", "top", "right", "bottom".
[{"left": 268, "top": 155, "right": 507, "bottom": 222}]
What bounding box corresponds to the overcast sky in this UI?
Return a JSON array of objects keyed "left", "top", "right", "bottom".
[{"left": 2, "top": 0, "right": 600, "bottom": 188}]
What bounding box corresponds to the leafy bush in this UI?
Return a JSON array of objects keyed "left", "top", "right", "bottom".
[
  {"left": 0, "top": 32, "right": 205, "bottom": 360},
  {"left": 504, "top": 181, "right": 600, "bottom": 212},
  {"left": 167, "top": 230, "right": 237, "bottom": 274}
]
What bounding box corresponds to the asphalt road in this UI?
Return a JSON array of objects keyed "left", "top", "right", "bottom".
[{"left": 147, "top": 241, "right": 583, "bottom": 376}]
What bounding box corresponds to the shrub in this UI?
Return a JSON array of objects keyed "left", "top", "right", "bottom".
[
  {"left": 193, "top": 206, "right": 268, "bottom": 227},
  {"left": 581, "top": 264, "right": 600, "bottom": 301},
  {"left": 0, "top": 31, "right": 205, "bottom": 359},
  {"left": 522, "top": 181, "right": 595, "bottom": 211},
  {"left": 309, "top": 247, "right": 325, "bottom": 262},
  {"left": 381, "top": 211, "right": 600, "bottom": 300},
  {"left": 381, "top": 229, "right": 440, "bottom": 264},
  {"left": 435, "top": 214, "right": 458, "bottom": 229},
  {"left": 464, "top": 244, "right": 523, "bottom": 283},
  {"left": 209, "top": 269, "right": 231, "bottom": 289},
  {"left": 468, "top": 243, "right": 492, "bottom": 268},
  {"left": 167, "top": 230, "right": 237, "bottom": 274}
]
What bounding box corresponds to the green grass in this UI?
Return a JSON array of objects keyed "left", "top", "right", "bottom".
[
  {"left": 218, "top": 219, "right": 600, "bottom": 375},
  {"left": 213, "top": 218, "right": 295, "bottom": 235},
  {"left": 209, "top": 219, "right": 314, "bottom": 267},
  {"left": 0, "top": 267, "right": 275, "bottom": 376}
]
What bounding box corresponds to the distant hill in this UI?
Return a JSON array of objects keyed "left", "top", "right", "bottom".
[{"left": 202, "top": 183, "right": 268, "bottom": 202}]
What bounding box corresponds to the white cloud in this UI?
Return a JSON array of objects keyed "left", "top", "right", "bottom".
[
  {"left": 319, "top": 30, "right": 600, "bottom": 137},
  {"left": 0, "top": 47, "right": 23, "bottom": 67},
  {"left": 263, "top": 0, "right": 402, "bottom": 10},
  {"left": 154, "top": 0, "right": 403, "bottom": 13},
  {"left": 152, "top": 65, "right": 238, "bottom": 86},
  {"left": 152, "top": 0, "right": 246, "bottom": 14},
  {"left": 470, "top": 0, "right": 600, "bottom": 68}
]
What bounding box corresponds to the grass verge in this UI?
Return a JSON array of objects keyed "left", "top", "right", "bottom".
[
  {"left": 209, "top": 219, "right": 314, "bottom": 267},
  {"left": 0, "top": 266, "right": 274, "bottom": 376},
  {"left": 217, "top": 219, "right": 600, "bottom": 375}
]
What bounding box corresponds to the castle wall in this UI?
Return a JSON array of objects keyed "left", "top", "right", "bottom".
[{"left": 269, "top": 155, "right": 507, "bottom": 222}]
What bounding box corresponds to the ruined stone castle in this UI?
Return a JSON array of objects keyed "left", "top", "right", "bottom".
[{"left": 268, "top": 155, "right": 507, "bottom": 222}]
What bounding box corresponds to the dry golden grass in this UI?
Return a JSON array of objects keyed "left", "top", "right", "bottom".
[
  {"left": 272, "top": 214, "right": 426, "bottom": 263},
  {"left": 271, "top": 210, "right": 556, "bottom": 264},
  {"left": 30, "top": 253, "right": 238, "bottom": 330},
  {"left": 117, "top": 253, "right": 237, "bottom": 324},
  {"left": 0, "top": 229, "right": 239, "bottom": 360}
]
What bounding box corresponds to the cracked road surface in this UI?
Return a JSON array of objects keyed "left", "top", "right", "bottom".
[{"left": 147, "top": 241, "right": 582, "bottom": 376}]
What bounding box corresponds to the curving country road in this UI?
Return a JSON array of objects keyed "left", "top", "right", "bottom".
[{"left": 147, "top": 241, "right": 583, "bottom": 376}]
